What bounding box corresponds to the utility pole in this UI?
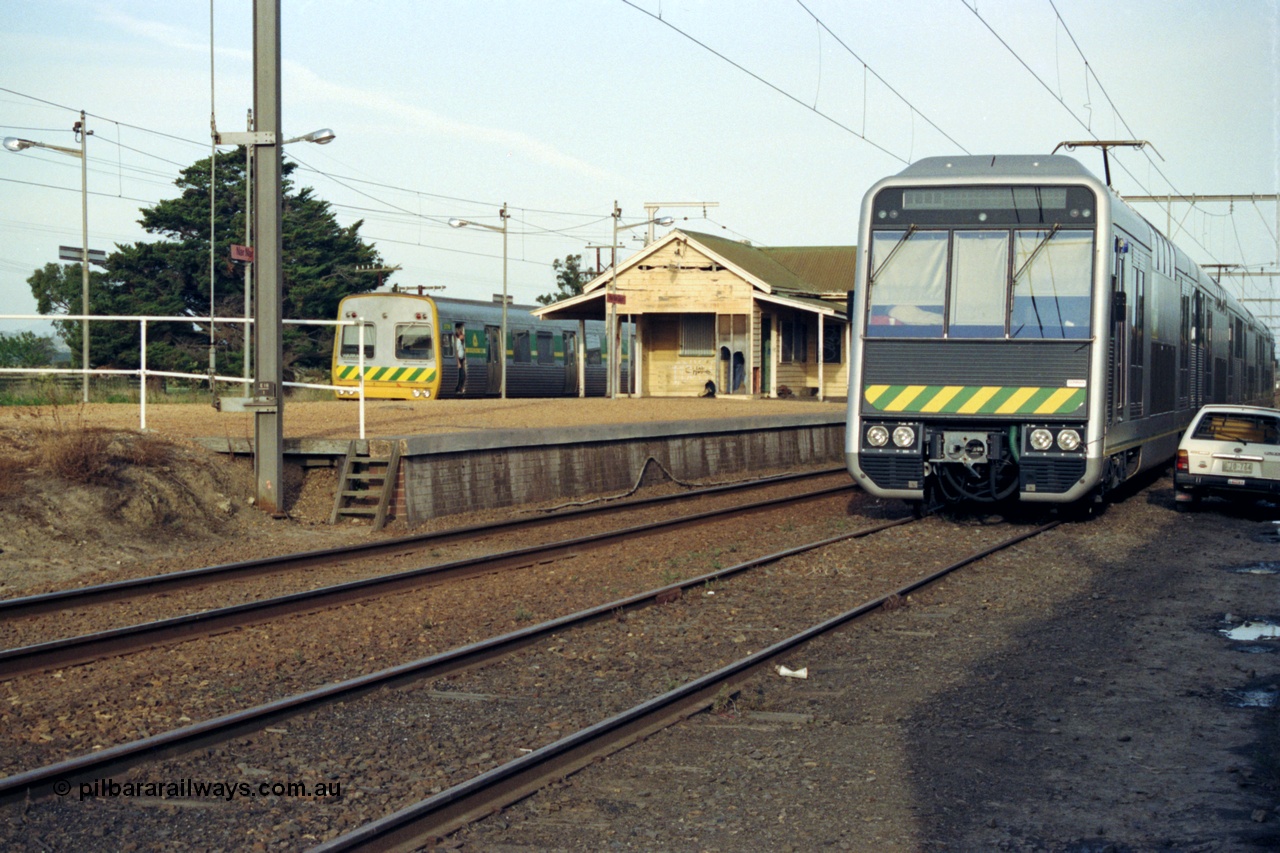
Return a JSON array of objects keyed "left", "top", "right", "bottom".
[{"left": 252, "top": 0, "right": 285, "bottom": 515}]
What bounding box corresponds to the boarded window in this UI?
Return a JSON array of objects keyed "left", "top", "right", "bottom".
[{"left": 679, "top": 314, "right": 715, "bottom": 356}]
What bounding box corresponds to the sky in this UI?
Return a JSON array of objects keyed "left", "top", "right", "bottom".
[{"left": 1, "top": 0, "right": 1277, "bottom": 338}]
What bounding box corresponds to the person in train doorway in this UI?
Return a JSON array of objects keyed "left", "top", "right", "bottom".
[{"left": 454, "top": 324, "right": 467, "bottom": 394}]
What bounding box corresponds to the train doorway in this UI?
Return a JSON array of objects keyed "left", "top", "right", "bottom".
[
  {"left": 485, "top": 325, "right": 502, "bottom": 393},
  {"left": 563, "top": 331, "right": 579, "bottom": 395}
]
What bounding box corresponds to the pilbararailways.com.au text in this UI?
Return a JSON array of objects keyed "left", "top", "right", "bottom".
[{"left": 58, "top": 777, "right": 341, "bottom": 802}]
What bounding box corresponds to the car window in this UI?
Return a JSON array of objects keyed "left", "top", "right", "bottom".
[{"left": 1192, "top": 413, "right": 1280, "bottom": 445}]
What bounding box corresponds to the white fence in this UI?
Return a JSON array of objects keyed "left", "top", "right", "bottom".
[{"left": 0, "top": 313, "right": 370, "bottom": 438}]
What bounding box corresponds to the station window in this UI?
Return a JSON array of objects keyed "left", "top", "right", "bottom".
[
  {"left": 822, "top": 323, "right": 843, "bottom": 364},
  {"left": 781, "top": 319, "right": 807, "bottom": 363}
]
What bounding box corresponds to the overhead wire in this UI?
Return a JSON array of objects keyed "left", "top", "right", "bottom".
[
  {"left": 958, "top": 0, "right": 1229, "bottom": 266},
  {"left": 617, "top": 0, "right": 910, "bottom": 164},
  {"left": 793, "top": 0, "right": 970, "bottom": 154}
]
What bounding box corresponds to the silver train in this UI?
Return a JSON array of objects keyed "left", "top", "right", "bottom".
[{"left": 845, "top": 155, "right": 1275, "bottom": 508}]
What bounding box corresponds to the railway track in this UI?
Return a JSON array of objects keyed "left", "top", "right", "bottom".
[
  {"left": 0, "top": 467, "right": 847, "bottom": 620},
  {"left": 0, "top": 475, "right": 855, "bottom": 681},
  {"left": 0, "top": 514, "right": 1065, "bottom": 853}
]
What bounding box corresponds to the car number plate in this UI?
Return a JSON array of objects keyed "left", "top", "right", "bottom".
[{"left": 1221, "top": 460, "right": 1253, "bottom": 475}]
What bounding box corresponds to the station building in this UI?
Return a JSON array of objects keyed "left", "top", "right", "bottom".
[{"left": 532, "top": 229, "right": 855, "bottom": 400}]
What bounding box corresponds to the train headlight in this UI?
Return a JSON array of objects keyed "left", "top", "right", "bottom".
[
  {"left": 866, "top": 425, "right": 890, "bottom": 447},
  {"left": 1029, "top": 428, "right": 1054, "bottom": 451},
  {"left": 892, "top": 425, "right": 916, "bottom": 448},
  {"left": 1057, "top": 429, "right": 1082, "bottom": 451}
]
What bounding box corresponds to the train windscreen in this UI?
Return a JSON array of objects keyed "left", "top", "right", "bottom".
[{"left": 867, "top": 184, "right": 1095, "bottom": 340}]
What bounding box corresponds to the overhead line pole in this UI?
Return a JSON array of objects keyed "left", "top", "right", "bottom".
[
  {"left": 1123, "top": 193, "right": 1279, "bottom": 269},
  {"left": 252, "top": 0, "right": 285, "bottom": 515}
]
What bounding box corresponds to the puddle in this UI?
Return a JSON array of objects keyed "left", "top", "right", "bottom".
[
  {"left": 1227, "top": 562, "right": 1280, "bottom": 575},
  {"left": 1226, "top": 687, "right": 1279, "bottom": 709},
  {"left": 1221, "top": 621, "right": 1280, "bottom": 641},
  {"left": 1230, "top": 643, "right": 1279, "bottom": 655}
]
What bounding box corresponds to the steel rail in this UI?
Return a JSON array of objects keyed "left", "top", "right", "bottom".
[
  {"left": 311, "top": 520, "right": 1061, "bottom": 853},
  {"left": 0, "top": 467, "right": 845, "bottom": 620},
  {"left": 0, "top": 515, "right": 912, "bottom": 806},
  {"left": 0, "top": 482, "right": 854, "bottom": 681}
]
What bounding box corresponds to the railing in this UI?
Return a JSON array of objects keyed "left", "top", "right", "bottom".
[{"left": 0, "top": 314, "right": 369, "bottom": 438}]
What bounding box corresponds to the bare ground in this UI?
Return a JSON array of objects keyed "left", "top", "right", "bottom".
[{"left": 0, "top": 398, "right": 1277, "bottom": 851}]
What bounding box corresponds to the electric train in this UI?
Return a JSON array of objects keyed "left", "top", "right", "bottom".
[
  {"left": 845, "top": 154, "right": 1275, "bottom": 509},
  {"left": 331, "top": 292, "right": 626, "bottom": 400}
]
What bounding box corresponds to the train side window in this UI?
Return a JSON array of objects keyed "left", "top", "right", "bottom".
[
  {"left": 866, "top": 230, "right": 946, "bottom": 337},
  {"left": 513, "top": 330, "right": 532, "bottom": 364},
  {"left": 586, "top": 334, "right": 602, "bottom": 365},
  {"left": 340, "top": 322, "right": 376, "bottom": 359},
  {"left": 536, "top": 330, "right": 555, "bottom": 364},
  {"left": 394, "top": 324, "right": 435, "bottom": 362}
]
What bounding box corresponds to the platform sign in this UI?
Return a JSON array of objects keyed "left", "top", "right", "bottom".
[
  {"left": 58, "top": 246, "right": 107, "bottom": 266},
  {"left": 606, "top": 293, "right": 626, "bottom": 305},
  {"left": 231, "top": 244, "right": 255, "bottom": 262}
]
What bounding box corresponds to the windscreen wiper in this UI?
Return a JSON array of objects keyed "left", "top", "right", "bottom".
[
  {"left": 869, "top": 224, "right": 918, "bottom": 286},
  {"left": 1012, "top": 224, "right": 1061, "bottom": 283}
]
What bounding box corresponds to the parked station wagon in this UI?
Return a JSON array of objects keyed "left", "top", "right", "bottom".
[{"left": 1174, "top": 404, "right": 1280, "bottom": 509}]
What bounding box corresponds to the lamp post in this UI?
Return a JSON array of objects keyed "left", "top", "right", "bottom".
[
  {"left": 219, "top": 121, "right": 335, "bottom": 381},
  {"left": 449, "top": 205, "right": 509, "bottom": 398},
  {"left": 5, "top": 111, "right": 94, "bottom": 403},
  {"left": 609, "top": 204, "right": 674, "bottom": 398}
]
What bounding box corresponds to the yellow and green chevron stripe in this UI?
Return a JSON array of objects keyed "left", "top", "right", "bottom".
[
  {"left": 335, "top": 365, "right": 438, "bottom": 384},
  {"left": 863, "top": 384, "right": 1085, "bottom": 416}
]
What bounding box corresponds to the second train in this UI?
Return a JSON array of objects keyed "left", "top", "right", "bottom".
[{"left": 332, "top": 292, "right": 629, "bottom": 400}]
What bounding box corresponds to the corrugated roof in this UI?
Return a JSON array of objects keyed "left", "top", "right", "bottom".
[{"left": 679, "top": 230, "right": 855, "bottom": 297}]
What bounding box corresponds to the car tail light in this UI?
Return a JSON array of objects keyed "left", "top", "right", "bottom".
[{"left": 1175, "top": 449, "right": 1189, "bottom": 473}]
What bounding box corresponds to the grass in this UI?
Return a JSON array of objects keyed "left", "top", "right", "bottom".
[{"left": 0, "top": 374, "right": 335, "bottom": 406}]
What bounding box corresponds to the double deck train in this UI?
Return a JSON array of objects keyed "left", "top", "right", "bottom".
[
  {"left": 845, "top": 154, "right": 1275, "bottom": 508},
  {"left": 331, "top": 292, "right": 628, "bottom": 399}
]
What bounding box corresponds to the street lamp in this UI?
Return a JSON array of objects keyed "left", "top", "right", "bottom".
[
  {"left": 609, "top": 204, "right": 674, "bottom": 398},
  {"left": 214, "top": 124, "right": 336, "bottom": 381},
  {"left": 5, "top": 110, "right": 93, "bottom": 403},
  {"left": 281, "top": 128, "right": 335, "bottom": 145},
  {"left": 449, "top": 205, "right": 510, "bottom": 399}
]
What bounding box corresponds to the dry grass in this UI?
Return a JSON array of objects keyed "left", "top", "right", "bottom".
[{"left": 12, "top": 404, "right": 174, "bottom": 487}]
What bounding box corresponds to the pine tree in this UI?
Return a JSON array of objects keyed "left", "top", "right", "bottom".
[{"left": 27, "top": 149, "right": 386, "bottom": 377}]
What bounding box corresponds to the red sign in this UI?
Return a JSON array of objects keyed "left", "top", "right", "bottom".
[
  {"left": 231, "top": 244, "right": 255, "bottom": 262},
  {"left": 605, "top": 293, "right": 626, "bottom": 305}
]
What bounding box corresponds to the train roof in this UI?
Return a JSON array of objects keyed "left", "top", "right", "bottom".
[{"left": 895, "top": 155, "right": 1099, "bottom": 182}]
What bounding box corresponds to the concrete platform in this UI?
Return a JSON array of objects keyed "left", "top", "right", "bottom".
[{"left": 189, "top": 398, "right": 848, "bottom": 524}]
